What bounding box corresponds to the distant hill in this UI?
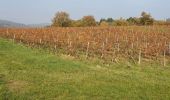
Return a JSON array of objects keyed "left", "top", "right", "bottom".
[
  {"left": 0, "top": 19, "right": 50, "bottom": 28},
  {"left": 28, "top": 23, "right": 50, "bottom": 28},
  {"left": 0, "top": 19, "right": 28, "bottom": 28}
]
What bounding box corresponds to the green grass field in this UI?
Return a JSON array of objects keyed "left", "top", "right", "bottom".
[{"left": 0, "top": 38, "right": 170, "bottom": 100}]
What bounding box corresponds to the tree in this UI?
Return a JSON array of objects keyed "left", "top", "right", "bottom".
[
  {"left": 127, "top": 17, "right": 140, "bottom": 25},
  {"left": 140, "top": 12, "right": 154, "bottom": 25},
  {"left": 115, "top": 18, "right": 129, "bottom": 26},
  {"left": 166, "top": 18, "right": 170, "bottom": 23},
  {"left": 82, "top": 16, "right": 96, "bottom": 27},
  {"left": 100, "top": 21, "right": 109, "bottom": 27},
  {"left": 106, "top": 18, "right": 114, "bottom": 23},
  {"left": 99, "top": 18, "right": 106, "bottom": 24},
  {"left": 166, "top": 18, "right": 170, "bottom": 25},
  {"left": 52, "top": 11, "right": 71, "bottom": 27},
  {"left": 71, "top": 20, "right": 84, "bottom": 27},
  {"left": 100, "top": 18, "right": 114, "bottom": 26}
]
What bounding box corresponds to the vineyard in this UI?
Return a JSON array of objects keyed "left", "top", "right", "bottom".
[{"left": 0, "top": 26, "right": 170, "bottom": 65}]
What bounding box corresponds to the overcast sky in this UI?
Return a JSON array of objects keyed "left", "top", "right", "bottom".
[{"left": 0, "top": 0, "right": 169, "bottom": 24}]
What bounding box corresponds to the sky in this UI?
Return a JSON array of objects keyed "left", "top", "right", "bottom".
[{"left": 0, "top": 0, "right": 169, "bottom": 24}]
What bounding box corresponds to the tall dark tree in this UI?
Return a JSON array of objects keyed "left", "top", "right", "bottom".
[
  {"left": 52, "top": 11, "right": 71, "bottom": 27},
  {"left": 140, "top": 12, "right": 154, "bottom": 25},
  {"left": 99, "top": 18, "right": 106, "bottom": 24},
  {"left": 106, "top": 18, "right": 114, "bottom": 23}
]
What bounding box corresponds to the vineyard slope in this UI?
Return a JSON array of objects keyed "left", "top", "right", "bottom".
[{"left": 0, "top": 38, "right": 170, "bottom": 99}]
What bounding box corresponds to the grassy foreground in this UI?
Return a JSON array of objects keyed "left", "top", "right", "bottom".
[{"left": 0, "top": 38, "right": 170, "bottom": 100}]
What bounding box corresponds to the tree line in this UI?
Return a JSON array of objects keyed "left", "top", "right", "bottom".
[{"left": 51, "top": 11, "right": 170, "bottom": 27}]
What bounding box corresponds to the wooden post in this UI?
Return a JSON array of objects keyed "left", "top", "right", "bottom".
[
  {"left": 156, "top": 43, "right": 159, "bottom": 58},
  {"left": 138, "top": 48, "right": 142, "bottom": 65},
  {"left": 85, "top": 42, "right": 90, "bottom": 59},
  {"left": 20, "top": 34, "right": 22, "bottom": 43},
  {"left": 69, "top": 41, "right": 72, "bottom": 48},
  {"left": 105, "top": 38, "right": 108, "bottom": 44},
  {"left": 136, "top": 37, "right": 139, "bottom": 48},
  {"left": 13, "top": 34, "right": 15, "bottom": 42},
  {"left": 163, "top": 50, "right": 166, "bottom": 67},
  {"left": 117, "top": 43, "right": 120, "bottom": 52},
  {"left": 54, "top": 45, "right": 57, "bottom": 50},
  {"left": 68, "top": 41, "right": 72, "bottom": 55},
  {"left": 39, "top": 39, "right": 42, "bottom": 44},
  {"left": 101, "top": 42, "right": 105, "bottom": 58},
  {"left": 38, "top": 38, "right": 42, "bottom": 48},
  {"left": 6, "top": 28, "right": 9, "bottom": 36},
  {"left": 169, "top": 42, "right": 170, "bottom": 55},
  {"left": 131, "top": 43, "right": 134, "bottom": 49},
  {"left": 67, "top": 35, "right": 70, "bottom": 46},
  {"left": 6, "top": 28, "right": 8, "bottom": 33}
]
